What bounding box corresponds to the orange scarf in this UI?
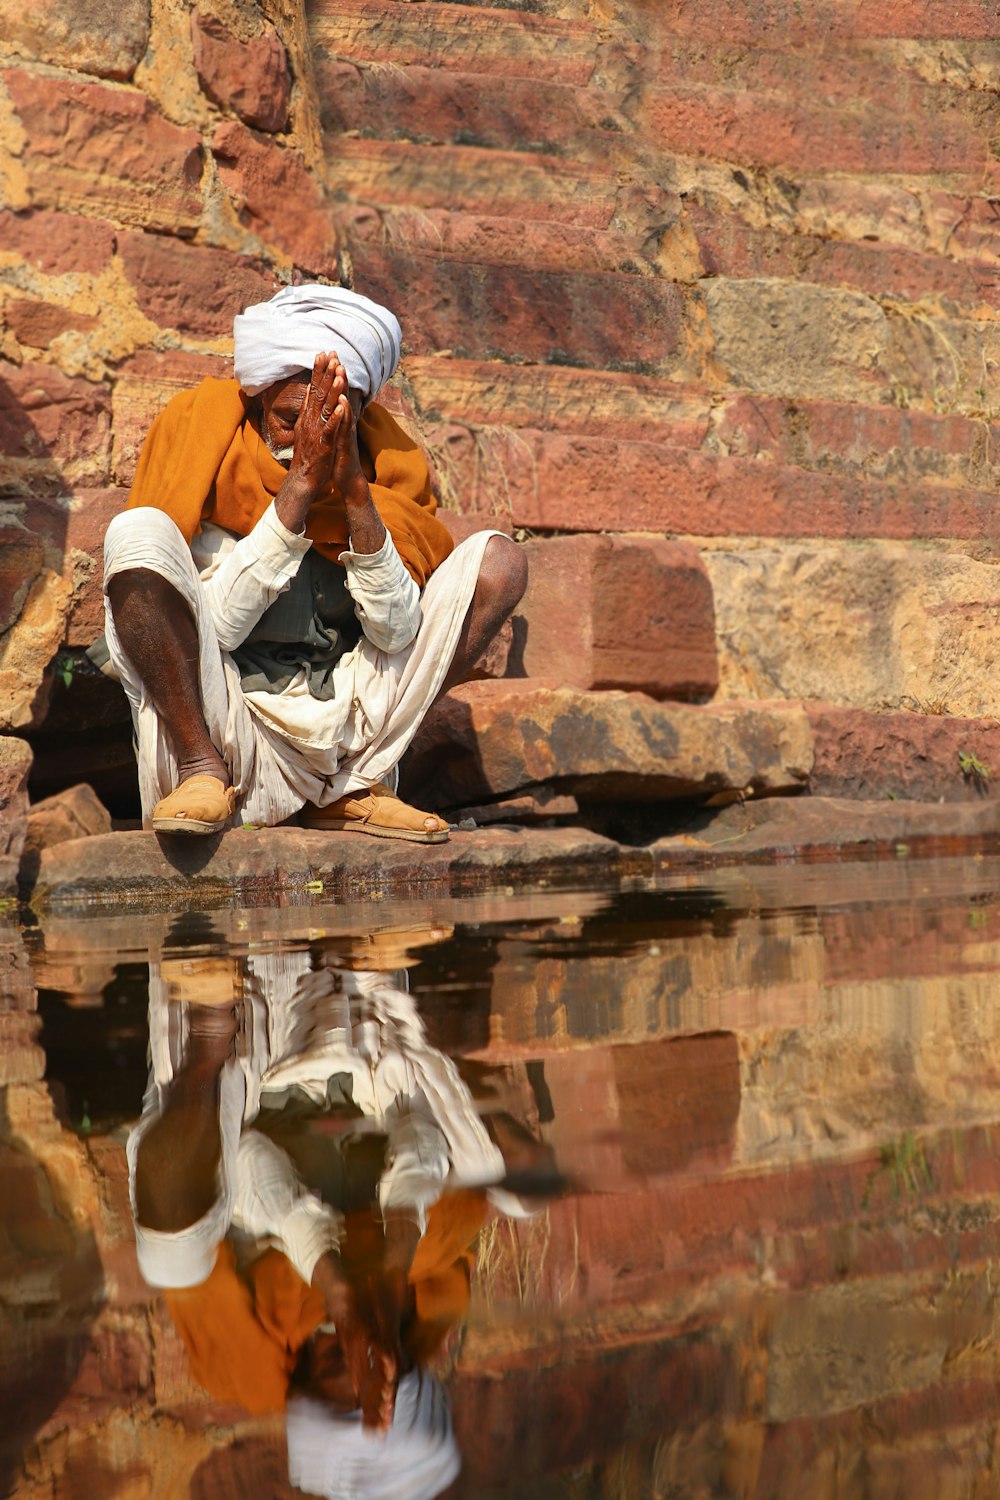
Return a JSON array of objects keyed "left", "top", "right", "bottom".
[{"left": 126, "top": 377, "right": 453, "bottom": 587}]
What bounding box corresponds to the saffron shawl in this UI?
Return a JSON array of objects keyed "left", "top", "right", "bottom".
[{"left": 126, "top": 378, "right": 453, "bottom": 587}]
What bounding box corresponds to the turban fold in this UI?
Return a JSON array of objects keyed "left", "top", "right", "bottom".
[
  {"left": 233, "top": 284, "right": 402, "bottom": 402},
  {"left": 286, "top": 1372, "right": 461, "bottom": 1500}
]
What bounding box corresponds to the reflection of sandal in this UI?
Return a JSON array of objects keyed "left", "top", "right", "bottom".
[
  {"left": 300, "top": 782, "right": 450, "bottom": 844},
  {"left": 151, "top": 775, "right": 235, "bottom": 835}
]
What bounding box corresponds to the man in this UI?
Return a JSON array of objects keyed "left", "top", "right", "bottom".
[{"left": 102, "top": 284, "right": 526, "bottom": 841}]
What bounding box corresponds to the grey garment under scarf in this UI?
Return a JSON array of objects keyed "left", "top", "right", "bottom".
[
  {"left": 231, "top": 550, "right": 362, "bottom": 699},
  {"left": 233, "top": 284, "right": 403, "bottom": 401}
]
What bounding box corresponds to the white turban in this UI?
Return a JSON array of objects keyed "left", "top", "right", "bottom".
[
  {"left": 286, "top": 1371, "right": 461, "bottom": 1500},
  {"left": 233, "top": 284, "right": 402, "bottom": 402}
]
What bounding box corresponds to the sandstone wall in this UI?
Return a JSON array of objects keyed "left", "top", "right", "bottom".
[{"left": 3, "top": 1, "right": 1000, "bottom": 829}]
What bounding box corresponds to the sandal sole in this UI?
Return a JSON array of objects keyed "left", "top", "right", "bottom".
[
  {"left": 152, "top": 816, "right": 229, "bottom": 835},
  {"left": 303, "top": 818, "right": 449, "bottom": 844}
]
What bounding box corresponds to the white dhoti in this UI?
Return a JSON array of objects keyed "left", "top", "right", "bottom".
[{"left": 103, "top": 508, "right": 498, "bottom": 828}]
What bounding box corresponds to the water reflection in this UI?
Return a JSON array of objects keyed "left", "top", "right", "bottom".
[
  {"left": 8, "top": 862, "right": 1000, "bottom": 1495},
  {"left": 131, "top": 916, "right": 556, "bottom": 1499}
]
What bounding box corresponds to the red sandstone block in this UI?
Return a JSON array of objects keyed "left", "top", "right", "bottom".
[
  {"left": 212, "top": 121, "right": 338, "bottom": 274},
  {"left": 854, "top": 0, "right": 1000, "bottom": 37},
  {"left": 343, "top": 202, "right": 651, "bottom": 276},
  {"left": 407, "top": 359, "right": 712, "bottom": 444},
  {"left": 6, "top": 299, "right": 99, "bottom": 349},
  {"left": 502, "top": 438, "right": 1000, "bottom": 545},
  {"left": 644, "top": 84, "right": 990, "bottom": 177},
  {"left": 118, "top": 231, "right": 278, "bottom": 337},
  {"left": 927, "top": 192, "right": 1000, "bottom": 263},
  {"left": 311, "top": 0, "right": 600, "bottom": 85},
  {"left": 0, "top": 360, "right": 111, "bottom": 484},
  {"left": 807, "top": 704, "right": 1000, "bottom": 804},
  {"left": 0, "top": 529, "right": 44, "bottom": 635},
  {"left": 354, "top": 249, "right": 684, "bottom": 370},
  {"left": 111, "top": 349, "right": 232, "bottom": 486},
  {"left": 318, "top": 59, "right": 609, "bottom": 153},
  {"left": 3, "top": 70, "right": 203, "bottom": 231},
  {"left": 711, "top": 394, "right": 999, "bottom": 489},
  {"left": 0, "top": 209, "right": 116, "bottom": 276},
  {"left": 687, "top": 204, "right": 1000, "bottom": 310},
  {"left": 191, "top": 10, "right": 291, "bottom": 133},
  {"left": 516, "top": 534, "right": 719, "bottom": 700},
  {"left": 326, "top": 138, "right": 618, "bottom": 227},
  {"left": 2, "top": 0, "right": 149, "bottom": 80}
]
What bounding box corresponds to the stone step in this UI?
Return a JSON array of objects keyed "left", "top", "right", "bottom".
[
  {"left": 343, "top": 203, "right": 654, "bottom": 275},
  {"left": 317, "top": 59, "right": 618, "bottom": 156},
  {"left": 352, "top": 244, "right": 685, "bottom": 372},
  {"left": 401, "top": 681, "right": 813, "bottom": 809},
  {"left": 309, "top": 0, "right": 601, "bottom": 84},
  {"left": 405, "top": 358, "right": 1000, "bottom": 490},
  {"left": 416, "top": 422, "right": 1000, "bottom": 539},
  {"left": 324, "top": 138, "right": 620, "bottom": 226},
  {"left": 404, "top": 357, "right": 709, "bottom": 440}
]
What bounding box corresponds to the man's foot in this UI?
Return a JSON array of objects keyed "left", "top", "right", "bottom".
[
  {"left": 151, "top": 774, "right": 236, "bottom": 835},
  {"left": 300, "top": 782, "right": 449, "bottom": 844}
]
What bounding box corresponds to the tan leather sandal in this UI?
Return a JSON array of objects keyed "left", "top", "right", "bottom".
[
  {"left": 151, "top": 775, "right": 236, "bottom": 835},
  {"left": 300, "top": 781, "right": 450, "bottom": 844}
]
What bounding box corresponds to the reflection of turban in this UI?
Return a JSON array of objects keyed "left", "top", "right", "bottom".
[
  {"left": 233, "top": 284, "right": 402, "bottom": 402},
  {"left": 287, "top": 1371, "right": 460, "bottom": 1500}
]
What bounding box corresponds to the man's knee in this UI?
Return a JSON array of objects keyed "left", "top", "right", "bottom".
[{"left": 479, "top": 534, "right": 528, "bottom": 614}]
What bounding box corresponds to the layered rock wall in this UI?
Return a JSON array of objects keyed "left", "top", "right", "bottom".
[{"left": 3, "top": 0, "right": 1000, "bottom": 832}]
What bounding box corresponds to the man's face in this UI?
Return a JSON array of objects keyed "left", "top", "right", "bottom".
[
  {"left": 259, "top": 367, "right": 364, "bottom": 463},
  {"left": 260, "top": 373, "right": 310, "bottom": 462}
]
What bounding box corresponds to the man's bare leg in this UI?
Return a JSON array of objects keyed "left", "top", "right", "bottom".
[
  {"left": 108, "top": 569, "right": 230, "bottom": 789},
  {"left": 438, "top": 534, "right": 528, "bottom": 698}
]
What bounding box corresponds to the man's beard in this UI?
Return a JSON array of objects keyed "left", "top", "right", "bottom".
[{"left": 265, "top": 435, "right": 295, "bottom": 467}]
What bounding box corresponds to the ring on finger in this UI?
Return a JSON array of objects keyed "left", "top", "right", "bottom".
[{"left": 320, "top": 406, "right": 332, "bottom": 422}]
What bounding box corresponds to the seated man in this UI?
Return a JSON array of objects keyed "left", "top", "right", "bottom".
[{"left": 102, "top": 283, "right": 526, "bottom": 841}]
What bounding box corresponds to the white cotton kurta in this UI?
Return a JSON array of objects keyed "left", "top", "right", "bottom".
[{"left": 103, "top": 505, "right": 498, "bottom": 828}]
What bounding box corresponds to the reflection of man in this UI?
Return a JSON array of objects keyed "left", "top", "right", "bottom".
[
  {"left": 128, "top": 941, "right": 546, "bottom": 1498},
  {"left": 101, "top": 284, "right": 526, "bottom": 841}
]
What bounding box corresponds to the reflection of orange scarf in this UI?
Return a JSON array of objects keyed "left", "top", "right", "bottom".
[
  {"left": 126, "top": 377, "right": 453, "bottom": 587},
  {"left": 165, "top": 1190, "right": 487, "bottom": 1415}
]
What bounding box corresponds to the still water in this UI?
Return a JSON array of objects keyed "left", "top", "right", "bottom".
[{"left": 6, "top": 857, "right": 1000, "bottom": 1499}]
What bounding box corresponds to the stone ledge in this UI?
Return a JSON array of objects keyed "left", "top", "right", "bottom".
[{"left": 25, "top": 795, "right": 1000, "bottom": 910}]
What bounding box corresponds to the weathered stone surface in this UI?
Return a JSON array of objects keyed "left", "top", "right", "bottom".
[
  {"left": 191, "top": 11, "right": 291, "bottom": 133},
  {"left": 0, "top": 0, "right": 150, "bottom": 80},
  {"left": 111, "top": 351, "right": 231, "bottom": 486},
  {"left": 38, "top": 487, "right": 128, "bottom": 647},
  {"left": 706, "top": 545, "right": 1000, "bottom": 720},
  {"left": 514, "top": 535, "right": 718, "bottom": 699},
  {"left": 808, "top": 705, "right": 1000, "bottom": 803},
  {"left": 0, "top": 566, "right": 72, "bottom": 733},
  {"left": 118, "top": 230, "right": 277, "bottom": 337},
  {"left": 4, "top": 70, "right": 203, "bottom": 230},
  {"left": 703, "top": 280, "right": 890, "bottom": 403},
  {"left": 212, "top": 121, "right": 337, "bottom": 273},
  {"left": 5, "top": 298, "right": 100, "bottom": 349},
  {"left": 0, "top": 528, "right": 44, "bottom": 636},
  {"left": 0, "top": 736, "right": 32, "bottom": 893},
  {"left": 0, "top": 360, "right": 111, "bottom": 491},
  {"left": 24, "top": 783, "right": 111, "bottom": 864},
  {"left": 402, "top": 682, "right": 812, "bottom": 809},
  {"left": 0, "top": 208, "right": 116, "bottom": 276},
  {"left": 28, "top": 824, "right": 630, "bottom": 908},
  {"left": 354, "top": 248, "right": 684, "bottom": 370}
]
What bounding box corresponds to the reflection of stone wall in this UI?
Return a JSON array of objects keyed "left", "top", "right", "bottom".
[{"left": 16, "top": 871, "right": 1000, "bottom": 1496}]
